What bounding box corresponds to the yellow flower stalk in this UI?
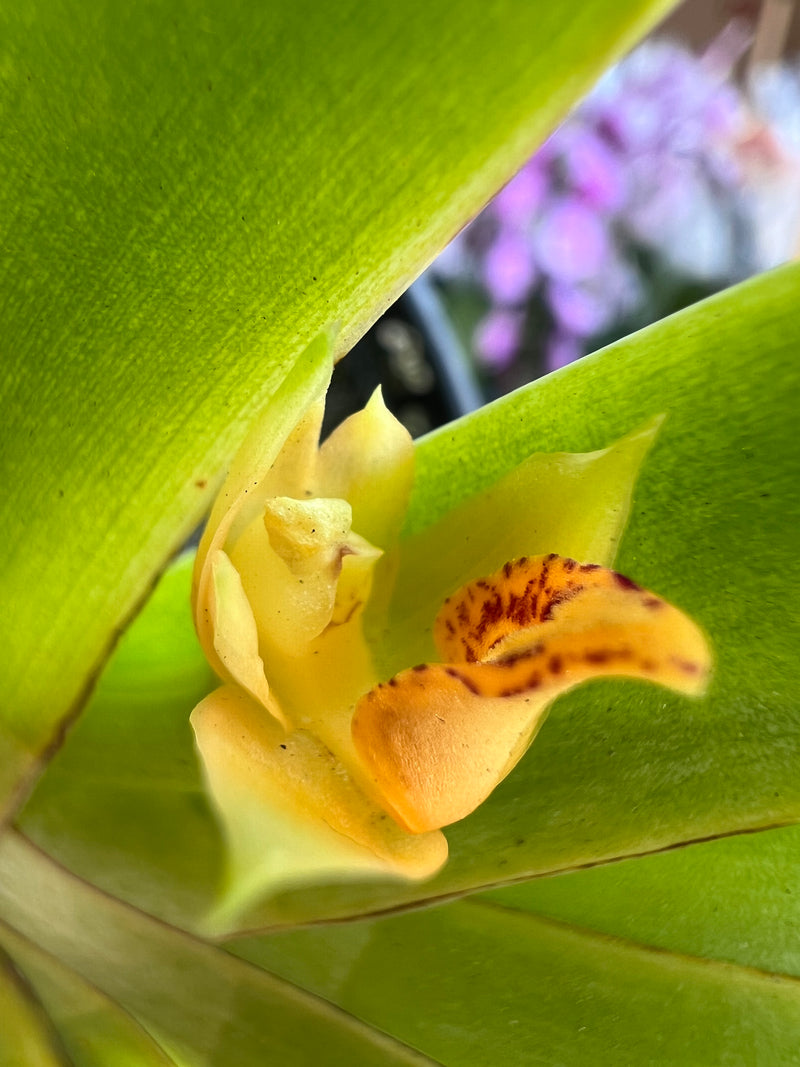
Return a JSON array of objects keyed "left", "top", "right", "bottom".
[{"left": 190, "top": 335, "right": 711, "bottom": 921}]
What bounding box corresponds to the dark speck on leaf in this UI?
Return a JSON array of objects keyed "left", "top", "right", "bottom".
[{"left": 279, "top": 744, "right": 287, "bottom": 750}]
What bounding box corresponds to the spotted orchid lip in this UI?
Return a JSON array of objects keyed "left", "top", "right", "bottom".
[{"left": 352, "top": 553, "right": 711, "bottom": 834}]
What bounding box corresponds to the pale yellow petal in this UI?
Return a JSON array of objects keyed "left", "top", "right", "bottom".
[
  {"left": 194, "top": 335, "right": 333, "bottom": 579},
  {"left": 260, "top": 604, "right": 384, "bottom": 790},
  {"left": 254, "top": 397, "right": 327, "bottom": 507},
  {"left": 353, "top": 555, "right": 711, "bottom": 833},
  {"left": 206, "top": 550, "right": 288, "bottom": 728},
  {"left": 316, "top": 387, "right": 414, "bottom": 548},
  {"left": 191, "top": 685, "right": 447, "bottom": 928},
  {"left": 193, "top": 335, "right": 334, "bottom": 674}
]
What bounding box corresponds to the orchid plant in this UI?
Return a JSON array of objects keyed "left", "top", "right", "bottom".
[{"left": 2, "top": 0, "right": 799, "bottom": 1064}]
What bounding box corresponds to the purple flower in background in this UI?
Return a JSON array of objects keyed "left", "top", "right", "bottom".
[
  {"left": 428, "top": 29, "right": 796, "bottom": 386},
  {"left": 547, "top": 280, "right": 613, "bottom": 338},
  {"left": 474, "top": 308, "right": 525, "bottom": 371},
  {"left": 739, "top": 60, "right": 800, "bottom": 271},
  {"left": 482, "top": 229, "right": 537, "bottom": 304},
  {"left": 556, "top": 125, "right": 628, "bottom": 212},
  {"left": 532, "top": 196, "right": 611, "bottom": 282},
  {"left": 545, "top": 331, "right": 584, "bottom": 373}
]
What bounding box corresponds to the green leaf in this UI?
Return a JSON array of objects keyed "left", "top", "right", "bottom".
[
  {"left": 0, "top": 832, "right": 436, "bottom": 1066},
  {"left": 229, "top": 896, "right": 800, "bottom": 1066},
  {"left": 0, "top": 925, "right": 177, "bottom": 1066},
  {"left": 0, "top": 0, "right": 674, "bottom": 818},
  {"left": 480, "top": 822, "right": 800, "bottom": 979},
  {"left": 19, "top": 552, "right": 221, "bottom": 927}
]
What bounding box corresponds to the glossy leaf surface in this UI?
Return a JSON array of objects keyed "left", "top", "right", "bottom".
[
  {"left": 231, "top": 895, "right": 800, "bottom": 1066},
  {"left": 480, "top": 821, "right": 800, "bottom": 978},
  {"left": 0, "top": 925, "right": 177, "bottom": 1066},
  {"left": 0, "top": 945, "right": 66, "bottom": 1067}
]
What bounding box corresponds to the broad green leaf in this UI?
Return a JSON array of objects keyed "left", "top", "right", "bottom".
[
  {"left": 20, "top": 263, "right": 800, "bottom": 937},
  {"left": 480, "top": 821, "right": 800, "bottom": 979},
  {"left": 20, "top": 552, "right": 222, "bottom": 927},
  {"left": 0, "top": 925, "right": 177, "bottom": 1066},
  {"left": 0, "top": 832, "right": 436, "bottom": 1067},
  {"left": 0, "top": 0, "right": 675, "bottom": 819},
  {"left": 230, "top": 896, "right": 800, "bottom": 1066}
]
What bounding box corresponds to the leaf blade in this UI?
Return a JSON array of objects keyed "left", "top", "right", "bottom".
[{"left": 230, "top": 894, "right": 800, "bottom": 1066}]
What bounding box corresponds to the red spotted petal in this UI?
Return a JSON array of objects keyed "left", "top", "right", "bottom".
[{"left": 352, "top": 555, "right": 711, "bottom": 833}]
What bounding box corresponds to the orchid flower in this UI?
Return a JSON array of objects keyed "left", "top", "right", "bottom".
[{"left": 190, "top": 335, "right": 711, "bottom": 923}]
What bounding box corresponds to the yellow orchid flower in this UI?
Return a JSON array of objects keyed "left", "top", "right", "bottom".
[{"left": 190, "top": 335, "right": 711, "bottom": 923}]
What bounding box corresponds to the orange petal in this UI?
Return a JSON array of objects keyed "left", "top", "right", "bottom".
[
  {"left": 352, "top": 663, "right": 552, "bottom": 833},
  {"left": 353, "top": 555, "right": 711, "bottom": 833}
]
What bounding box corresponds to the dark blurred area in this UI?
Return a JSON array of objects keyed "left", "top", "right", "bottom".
[{"left": 323, "top": 277, "right": 483, "bottom": 439}]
